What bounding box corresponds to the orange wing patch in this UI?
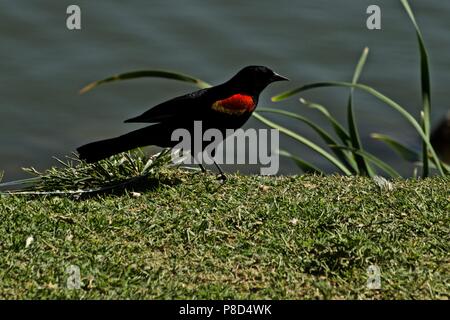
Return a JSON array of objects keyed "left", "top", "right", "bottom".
[{"left": 211, "top": 94, "right": 255, "bottom": 115}]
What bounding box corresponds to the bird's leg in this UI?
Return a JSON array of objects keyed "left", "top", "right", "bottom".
[
  {"left": 210, "top": 148, "right": 226, "bottom": 180},
  {"left": 213, "top": 161, "right": 226, "bottom": 181},
  {"left": 198, "top": 163, "right": 206, "bottom": 173}
]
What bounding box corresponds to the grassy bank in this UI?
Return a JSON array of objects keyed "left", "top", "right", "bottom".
[{"left": 0, "top": 170, "right": 448, "bottom": 299}]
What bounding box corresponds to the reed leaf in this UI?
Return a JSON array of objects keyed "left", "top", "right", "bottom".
[
  {"left": 333, "top": 146, "right": 401, "bottom": 178},
  {"left": 371, "top": 133, "right": 420, "bottom": 162},
  {"left": 278, "top": 149, "right": 324, "bottom": 174},
  {"left": 253, "top": 112, "right": 352, "bottom": 175},
  {"left": 271, "top": 81, "right": 444, "bottom": 175},
  {"left": 80, "top": 70, "right": 211, "bottom": 94},
  {"left": 400, "top": 0, "right": 432, "bottom": 176},
  {"left": 298, "top": 98, "right": 351, "bottom": 146},
  {"left": 347, "top": 47, "right": 374, "bottom": 176},
  {"left": 258, "top": 107, "right": 357, "bottom": 173}
]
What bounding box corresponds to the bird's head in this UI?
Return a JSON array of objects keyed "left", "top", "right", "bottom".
[{"left": 228, "top": 65, "right": 288, "bottom": 95}]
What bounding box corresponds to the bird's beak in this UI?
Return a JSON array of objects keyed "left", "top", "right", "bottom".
[{"left": 271, "top": 72, "right": 289, "bottom": 82}]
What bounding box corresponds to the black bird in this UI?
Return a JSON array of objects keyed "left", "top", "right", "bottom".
[
  {"left": 431, "top": 111, "right": 450, "bottom": 164},
  {"left": 77, "top": 66, "right": 288, "bottom": 172}
]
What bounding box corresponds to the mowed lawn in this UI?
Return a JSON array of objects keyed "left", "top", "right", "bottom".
[{"left": 0, "top": 171, "right": 449, "bottom": 299}]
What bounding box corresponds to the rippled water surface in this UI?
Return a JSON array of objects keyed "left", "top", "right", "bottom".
[{"left": 1, "top": 0, "right": 449, "bottom": 179}]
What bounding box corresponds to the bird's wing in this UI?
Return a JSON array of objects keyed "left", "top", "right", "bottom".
[{"left": 124, "top": 88, "right": 210, "bottom": 123}]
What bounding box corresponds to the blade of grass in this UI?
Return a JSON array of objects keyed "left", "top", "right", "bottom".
[
  {"left": 278, "top": 149, "right": 323, "bottom": 174},
  {"left": 253, "top": 112, "right": 352, "bottom": 175},
  {"left": 80, "top": 70, "right": 212, "bottom": 94},
  {"left": 371, "top": 133, "right": 420, "bottom": 162},
  {"left": 258, "top": 107, "right": 357, "bottom": 173},
  {"left": 271, "top": 81, "right": 444, "bottom": 175},
  {"left": 0, "top": 176, "right": 42, "bottom": 190},
  {"left": 400, "top": 0, "right": 432, "bottom": 177}
]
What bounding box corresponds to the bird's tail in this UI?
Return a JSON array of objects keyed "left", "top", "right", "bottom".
[{"left": 77, "top": 124, "right": 171, "bottom": 163}]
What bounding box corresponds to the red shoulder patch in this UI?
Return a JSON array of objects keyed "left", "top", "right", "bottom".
[{"left": 211, "top": 94, "right": 255, "bottom": 115}]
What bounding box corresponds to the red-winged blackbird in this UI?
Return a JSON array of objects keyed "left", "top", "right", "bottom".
[{"left": 77, "top": 66, "right": 288, "bottom": 170}]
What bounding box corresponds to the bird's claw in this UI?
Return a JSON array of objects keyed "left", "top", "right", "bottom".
[{"left": 217, "top": 174, "right": 227, "bottom": 182}]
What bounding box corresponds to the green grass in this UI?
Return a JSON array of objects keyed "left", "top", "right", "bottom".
[{"left": 0, "top": 170, "right": 448, "bottom": 299}]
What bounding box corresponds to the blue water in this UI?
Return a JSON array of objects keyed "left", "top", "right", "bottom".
[{"left": 1, "top": 0, "right": 449, "bottom": 180}]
